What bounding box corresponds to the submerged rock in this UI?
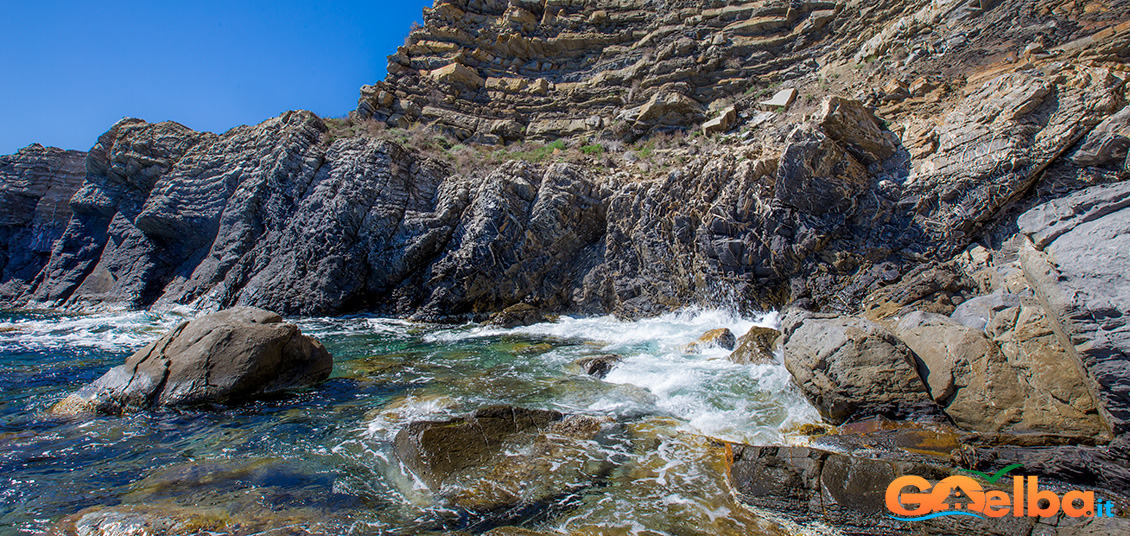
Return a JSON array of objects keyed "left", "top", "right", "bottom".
[
  {"left": 779, "top": 310, "right": 939, "bottom": 424},
  {"left": 683, "top": 328, "right": 736, "bottom": 353},
  {"left": 53, "top": 307, "right": 332, "bottom": 414},
  {"left": 728, "top": 326, "right": 780, "bottom": 365},
  {"left": 393, "top": 406, "right": 615, "bottom": 514}
]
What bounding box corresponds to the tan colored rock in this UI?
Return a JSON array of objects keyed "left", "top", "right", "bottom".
[
  {"left": 817, "top": 96, "right": 896, "bottom": 164},
  {"left": 486, "top": 76, "right": 529, "bottom": 93},
  {"left": 728, "top": 326, "right": 780, "bottom": 364},
  {"left": 780, "top": 310, "right": 938, "bottom": 424},
  {"left": 702, "top": 105, "right": 737, "bottom": 135},
  {"left": 637, "top": 91, "right": 705, "bottom": 126},
  {"left": 429, "top": 62, "right": 484, "bottom": 90},
  {"left": 683, "top": 328, "right": 737, "bottom": 353},
  {"left": 894, "top": 310, "right": 1105, "bottom": 441}
]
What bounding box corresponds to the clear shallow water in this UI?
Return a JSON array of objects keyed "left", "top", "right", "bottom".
[{"left": 0, "top": 308, "right": 820, "bottom": 535}]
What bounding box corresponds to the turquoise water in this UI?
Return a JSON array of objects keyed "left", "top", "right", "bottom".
[{"left": 0, "top": 309, "right": 819, "bottom": 535}]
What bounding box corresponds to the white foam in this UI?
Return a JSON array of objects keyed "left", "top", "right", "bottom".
[{"left": 0, "top": 310, "right": 186, "bottom": 353}]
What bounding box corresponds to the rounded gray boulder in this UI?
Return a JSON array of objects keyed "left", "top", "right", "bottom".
[{"left": 54, "top": 307, "right": 333, "bottom": 414}]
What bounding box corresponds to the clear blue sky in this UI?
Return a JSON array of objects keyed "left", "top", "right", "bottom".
[{"left": 0, "top": 1, "right": 433, "bottom": 155}]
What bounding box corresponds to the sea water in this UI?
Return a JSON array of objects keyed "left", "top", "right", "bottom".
[{"left": 0, "top": 308, "right": 821, "bottom": 535}]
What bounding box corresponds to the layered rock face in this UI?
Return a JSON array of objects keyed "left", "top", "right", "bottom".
[{"left": 0, "top": 144, "right": 85, "bottom": 300}]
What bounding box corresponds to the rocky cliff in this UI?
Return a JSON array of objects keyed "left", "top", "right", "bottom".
[{"left": 5, "top": 0, "right": 1130, "bottom": 530}]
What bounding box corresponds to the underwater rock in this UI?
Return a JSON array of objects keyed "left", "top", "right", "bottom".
[
  {"left": 393, "top": 406, "right": 615, "bottom": 514},
  {"left": 53, "top": 307, "right": 332, "bottom": 414}
]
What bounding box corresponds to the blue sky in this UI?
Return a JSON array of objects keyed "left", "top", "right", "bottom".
[{"left": 0, "top": 1, "right": 433, "bottom": 154}]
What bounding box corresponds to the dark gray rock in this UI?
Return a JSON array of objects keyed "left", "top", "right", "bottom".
[
  {"left": 53, "top": 306, "right": 332, "bottom": 413},
  {"left": 1071, "top": 104, "right": 1130, "bottom": 167},
  {"left": 780, "top": 309, "right": 941, "bottom": 424},
  {"left": 0, "top": 144, "right": 86, "bottom": 303},
  {"left": 575, "top": 354, "right": 622, "bottom": 379}
]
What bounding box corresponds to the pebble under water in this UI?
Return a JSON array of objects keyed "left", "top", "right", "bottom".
[{"left": 0, "top": 308, "right": 822, "bottom": 535}]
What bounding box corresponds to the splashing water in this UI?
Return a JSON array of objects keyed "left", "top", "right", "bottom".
[{"left": 0, "top": 308, "right": 820, "bottom": 535}]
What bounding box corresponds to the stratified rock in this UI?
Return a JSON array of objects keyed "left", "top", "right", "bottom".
[
  {"left": 683, "top": 328, "right": 736, "bottom": 353},
  {"left": 53, "top": 307, "right": 332, "bottom": 414},
  {"left": 0, "top": 144, "right": 86, "bottom": 303},
  {"left": 817, "top": 96, "right": 896, "bottom": 164},
  {"left": 1071, "top": 104, "right": 1130, "bottom": 167},
  {"left": 575, "top": 354, "right": 622, "bottom": 379},
  {"left": 728, "top": 326, "right": 779, "bottom": 365},
  {"left": 1018, "top": 181, "right": 1130, "bottom": 435},
  {"left": 774, "top": 125, "right": 870, "bottom": 217},
  {"left": 488, "top": 303, "right": 547, "bottom": 328},
  {"left": 779, "top": 310, "right": 938, "bottom": 424},
  {"left": 861, "top": 262, "right": 977, "bottom": 323},
  {"left": 894, "top": 311, "right": 1104, "bottom": 442}
]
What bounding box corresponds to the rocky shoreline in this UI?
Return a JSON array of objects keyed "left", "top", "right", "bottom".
[{"left": 4, "top": 0, "right": 1130, "bottom": 533}]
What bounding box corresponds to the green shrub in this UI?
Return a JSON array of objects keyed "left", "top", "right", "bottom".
[{"left": 581, "top": 144, "right": 605, "bottom": 155}]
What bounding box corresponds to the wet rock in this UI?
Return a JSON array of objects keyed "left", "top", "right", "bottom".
[
  {"left": 816, "top": 96, "right": 896, "bottom": 164},
  {"left": 780, "top": 309, "right": 939, "bottom": 424},
  {"left": 1018, "top": 181, "right": 1130, "bottom": 434},
  {"left": 55, "top": 458, "right": 354, "bottom": 536},
  {"left": 727, "top": 443, "right": 1039, "bottom": 535},
  {"left": 894, "top": 311, "right": 1104, "bottom": 442},
  {"left": 683, "top": 328, "right": 736, "bottom": 353},
  {"left": 394, "top": 405, "right": 565, "bottom": 490},
  {"left": 53, "top": 307, "right": 332, "bottom": 414},
  {"left": 488, "top": 303, "right": 547, "bottom": 328},
  {"left": 393, "top": 406, "right": 615, "bottom": 514},
  {"left": 575, "top": 354, "right": 622, "bottom": 379},
  {"left": 728, "top": 326, "right": 779, "bottom": 365}
]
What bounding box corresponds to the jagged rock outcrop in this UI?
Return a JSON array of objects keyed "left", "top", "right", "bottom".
[{"left": 0, "top": 144, "right": 85, "bottom": 300}]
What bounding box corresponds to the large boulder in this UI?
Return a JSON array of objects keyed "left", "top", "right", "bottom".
[
  {"left": 780, "top": 310, "right": 938, "bottom": 424},
  {"left": 53, "top": 307, "right": 332, "bottom": 414},
  {"left": 894, "top": 311, "right": 1105, "bottom": 442},
  {"left": 488, "top": 303, "right": 547, "bottom": 328}
]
